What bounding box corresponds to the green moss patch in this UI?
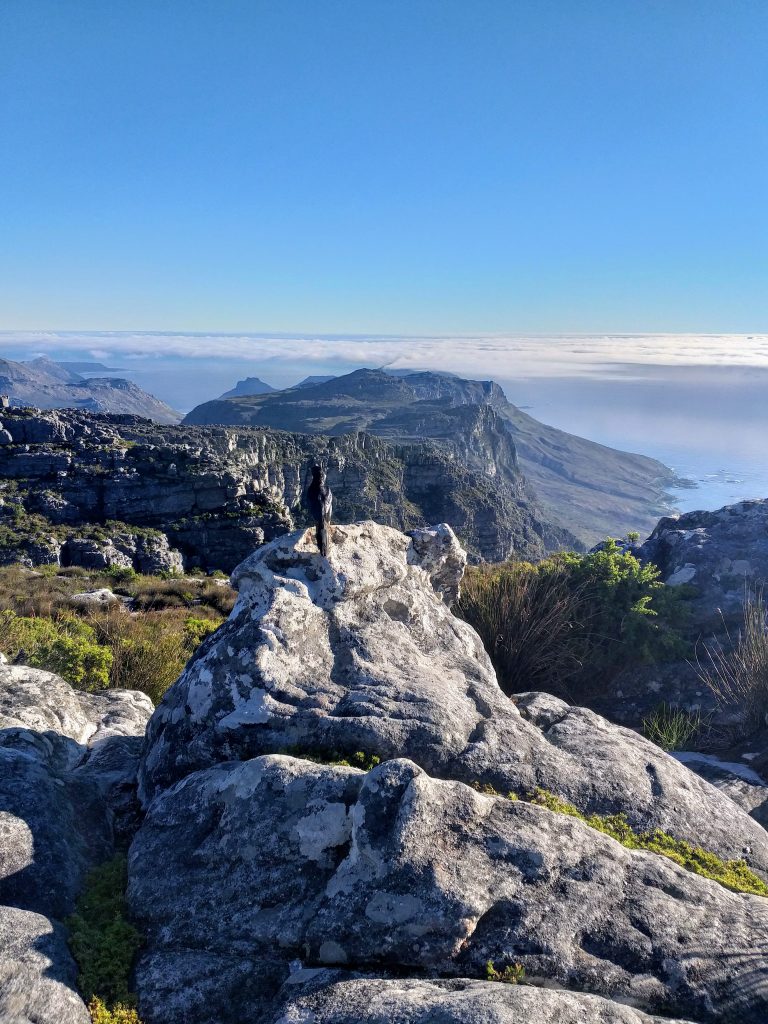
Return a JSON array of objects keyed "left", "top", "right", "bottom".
[
  {"left": 474, "top": 783, "right": 768, "bottom": 898},
  {"left": 285, "top": 748, "right": 382, "bottom": 772},
  {"left": 66, "top": 855, "right": 143, "bottom": 1018}
]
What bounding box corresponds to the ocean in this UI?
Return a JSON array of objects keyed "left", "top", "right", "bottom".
[{"left": 500, "top": 363, "right": 768, "bottom": 517}]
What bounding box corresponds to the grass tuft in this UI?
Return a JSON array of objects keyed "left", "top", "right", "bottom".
[{"left": 642, "top": 702, "right": 703, "bottom": 751}]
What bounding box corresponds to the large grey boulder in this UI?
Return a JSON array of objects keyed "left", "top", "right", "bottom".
[
  {"left": 639, "top": 499, "right": 768, "bottom": 631},
  {"left": 271, "top": 973, "right": 696, "bottom": 1024},
  {"left": 0, "top": 906, "right": 90, "bottom": 1024},
  {"left": 0, "top": 664, "right": 153, "bottom": 1023},
  {"left": 138, "top": 522, "right": 768, "bottom": 875},
  {"left": 1, "top": 665, "right": 152, "bottom": 914},
  {"left": 130, "top": 755, "right": 768, "bottom": 1024}
]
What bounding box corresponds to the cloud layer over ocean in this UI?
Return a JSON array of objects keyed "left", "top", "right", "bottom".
[{"left": 3, "top": 331, "right": 768, "bottom": 383}]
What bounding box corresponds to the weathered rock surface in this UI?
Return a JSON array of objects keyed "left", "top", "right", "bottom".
[
  {"left": 0, "top": 664, "right": 153, "bottom": 1023},
  {"left": 0, "top": 404, "right": 575, "bottom": 570},
  {"left": 270, "top": 970, "right": 697, "bottom": 1024},
  {"left": 673, "top": 751, "right": 768, "bottom": 830},
  {"left": 138, "top": 523, "right": 768, "bottom": 875},
  {"left": 131, "top": 754, "right": 768, "bottom": 1023},
  {"left": 639, "top": 499, "right": 768, "bottom": 632},
  {"left": 0, "top": 905, "right": 90, "bottom": 1024},
  {"left": 69, "top": 586, "right": 121, "bottom": 608}
]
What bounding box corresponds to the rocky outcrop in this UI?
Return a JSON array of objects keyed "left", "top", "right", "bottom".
[
  {"left": 4, "top": 521, "right": 768, "bottom": 1023},
  {"left": 0, "top": 665, "right": 153, "bottom": 1022},
  {"left": 673, "top": 752, "right": 768, "bottom": 830},
  {"left": 138, "top": 523, "right": 768, "bottom": 873},
  {"left": 269, "top": 974, "right": 696, "bottom": 1024},
  {"left": 132, "top": 752, "right": 768, "bottom": 1023},
  {"left": 0, "top": 405, "right": 575, "bottom": 571},
  {"left": 639, "top": 499, "right": 768, "bottom": 632},
  {"left": 132, "top": 522, "right": 768, "bottom": 1024}
]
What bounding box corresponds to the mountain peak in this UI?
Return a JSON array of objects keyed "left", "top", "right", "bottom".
[{"left": 219, "top": 376, "right": 276, "bottom": 399}]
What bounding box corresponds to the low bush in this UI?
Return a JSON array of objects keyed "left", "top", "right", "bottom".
[
  {"left": 0, "top": 610, "right": 112, "bottom": 689},
  {"left": 285, "top": 748, "right": 382, "bottom": 771},
  {"left": 485, "top": 960, "right": 525, "bottom": 984},
  {"left": 0, "top": 565, "right": 228, "bottom": 703},
  {"left": 456, "top": 538, "right": 688, "bottom": 700},
  {"left": 88, "top": 998, "right": 142, "bottom": 1024}
]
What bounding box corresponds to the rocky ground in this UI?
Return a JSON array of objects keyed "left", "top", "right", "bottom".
[{"left": 2, "top": 521, "right": 768, "bottom": 1023}]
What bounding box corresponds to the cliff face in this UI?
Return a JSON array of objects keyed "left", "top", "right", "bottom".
[
  {"left": 184, "top": 368, "right": 680, "bottom": 545},
  {"left": 0, "top": 406, "right": 576, "bottom": 571}
]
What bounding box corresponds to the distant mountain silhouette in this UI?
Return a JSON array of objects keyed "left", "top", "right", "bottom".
[
  {"left": 0, "top": 356, "right": 179, "bottom": 423},
  {"left": 218, "top": 376, "right": 277, "bottom": 398},
  {"left": 294, "top": 375, "right": 337, "bottom": 388},
  {"left": 58, "top": 360, "right": 128, "bottom": 374}
]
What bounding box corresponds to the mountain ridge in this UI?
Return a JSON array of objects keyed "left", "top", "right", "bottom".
[
  {"left": 184, "top": 368, "right": 681, "bottom": 544},
  {"left": 0, "top": 355, "right": 180, "bottom": 423}
]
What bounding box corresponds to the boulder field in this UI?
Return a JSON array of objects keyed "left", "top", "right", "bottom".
[{"left": 2, "top": 521, "right": 768, "bottom": 1023}]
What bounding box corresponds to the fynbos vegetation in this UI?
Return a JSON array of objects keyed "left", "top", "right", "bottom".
[
  {"left": 456, "top": 538, "right": 688, "bottom": 700},
  {"left": 695, "top": 587, "right": 768, "bottom": 739}
]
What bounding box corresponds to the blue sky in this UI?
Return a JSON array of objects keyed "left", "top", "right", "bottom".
[{"left": 2, "top": 1, "right": 767, "bottom": 334}]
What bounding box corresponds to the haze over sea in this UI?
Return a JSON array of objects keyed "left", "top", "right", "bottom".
[{"left": 5, "top": 331, "right": 767, "bottom": 519}]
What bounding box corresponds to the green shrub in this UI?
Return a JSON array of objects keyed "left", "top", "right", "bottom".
[
  {"left": 66, "top": 856, "right": 142, "bottom": 1010},
  {"left": 456, "top": 539, "right": 688, "bottom": 700},
  {"left": 88, "top": 998, "right": 142, "bottom": 1024},
  {"left": 486, "top": 960, "right": 525, "bottom": 984},
  {"left": 182, "top": 616, "right": 220, "bottom": 649},
  {"left": 285, "top": 748, "right": 382, "bottom": 771},
  {"left": 642, "top": 702, "right": 702, "bottom": 750},
  {"left": 103, "top": 565, "right": 138, "bottom": 585},
  {"left": 0, "top": 610, "right": 112, "bottom": 689}
]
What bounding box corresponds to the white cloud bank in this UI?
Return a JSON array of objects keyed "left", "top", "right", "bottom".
[{"left": 2, "top": 331, "right": 768, "bottom": 381}]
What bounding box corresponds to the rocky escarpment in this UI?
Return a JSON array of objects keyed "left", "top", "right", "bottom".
[
  {"left": 0, "top": 405, "right": 577, "bottom": 572},
  {"left": 185, "top": 367, "right": 681, "bottom": 545},
  {"left": 131, "top": 522, "right": 768, "bottom": 1024},
  {"left": 0, "top": 664, "right": 152, "bottom": 1022}
]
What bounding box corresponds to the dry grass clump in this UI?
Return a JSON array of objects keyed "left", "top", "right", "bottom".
[
  {"left": 457, "top": 560, "right": 584, "bottom": 695},
  {"left": 89, "top": 609, "right": 220, "bottom": 705},
  {"left": 695, "top": 587, "right": 768, "bottom": 738},
  {"left": 128, "top": 575, "right": 235, "bottom": 615},
  {"left": 0, "top": 566, "right": 229, "bottom": 704}
]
